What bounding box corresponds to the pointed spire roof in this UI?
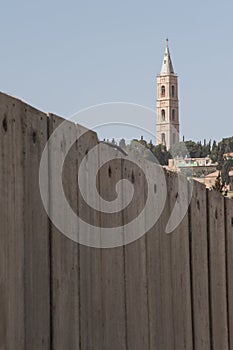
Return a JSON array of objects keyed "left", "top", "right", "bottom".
[{"left": 160, "top": 39, "right": 175, "bottom": 75}]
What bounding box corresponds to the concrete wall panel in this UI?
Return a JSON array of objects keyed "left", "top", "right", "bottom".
[
  {"left": 208, "top": 190, "right": 229, "bottom": 349},
  {"left": 0, "top": 93, "right": 233, "bottom": 349}
]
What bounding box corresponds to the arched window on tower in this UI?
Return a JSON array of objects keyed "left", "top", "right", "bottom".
[
  {"left": 161, "top": 85, "right": 165, "bottom": 97},
  {"left": 172, "top": 109, "right": 175, "bottom": 121},
  {"left": 171, "top": 85, "right": 175, "bottom": 97},
  {"left": 161, "top": 109, "right": 166, "bottom": 121},
  {"left": 161, "top": 133, "right": 166, "bottom": 145}
]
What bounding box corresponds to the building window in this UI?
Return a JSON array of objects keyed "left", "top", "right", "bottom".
[
  {"left": 161, "top": 85, "right": 165, "bottom": 97},
  {"left": 172, "top": 109, "right": 175, "bottom": 121},
  {"left": 171, "top": 85, "right": 175, "bottom": 97},
  {"left": 161, "top": 109, "right": 165, "bottom": 121},
  {"left": 161, "top": 133, "right": 166, "bottom": 145}
]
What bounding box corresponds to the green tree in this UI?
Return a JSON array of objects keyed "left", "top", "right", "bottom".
[
  {"left": 210, "top": 140, "right": 218, "bottom": 163},
  {"left": 152, "top": 144, "right": 170, "bottom": 165},
  {"left": 221, "top": 159, "right": 233, "bottom": 185},
  {"left": 212, "top": 172, "right": 224, "bottom": 193},
  {"left": 119, "top": 138, "right": 126, "bottom": 149},
  {"left": 171, "top": 141, "right": 189, "bottom": 158}
]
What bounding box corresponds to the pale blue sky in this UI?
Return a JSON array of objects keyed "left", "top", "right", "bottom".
[{"left": 1, "top": 0, "right": 233, "bottom": 142}]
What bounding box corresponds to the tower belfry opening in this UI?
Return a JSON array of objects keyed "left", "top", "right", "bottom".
[{"left": 156, "top": 39, "right": 180, "bottom": 150}]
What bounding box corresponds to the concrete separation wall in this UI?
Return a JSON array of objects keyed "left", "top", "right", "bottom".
[{"left": 0, "top": 92, "right": 233, "bottom": 350}]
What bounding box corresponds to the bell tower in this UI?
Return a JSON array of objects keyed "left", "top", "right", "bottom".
[{"left": 156, "top": 39, "right": 180, "bottom": 150}]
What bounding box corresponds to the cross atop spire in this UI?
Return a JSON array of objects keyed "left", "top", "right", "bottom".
[{"left": 160, "top": 38, "right": 175, "bottom": 75}]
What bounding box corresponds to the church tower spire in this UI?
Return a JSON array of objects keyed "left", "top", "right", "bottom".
[
  {"left": 156, "top": 39, "right": 180, "bottom": 150},
  {"left": 160, "top": 38, "right": 174, "bottom": 75}
]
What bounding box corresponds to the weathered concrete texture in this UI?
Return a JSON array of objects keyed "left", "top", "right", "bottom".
[
  {"left": 99, "top": 151, "right": 126, "bottom": 350},
  {"left": 0, "top": 92, "right": 233, "bottom": 349},
  {"left": 225, "top": 197, "right": 233, "bottom": 350},
  {"left": 147, "top": 180, "right": 174, "bottom": 350},
  {"left": 123, "top": 158, "right": 149, "bottom": 350},
  {"left": 48, "top": 114, "right": 80, "bottom": 350},
  {"left": 23, "top": 105, "right": 50, "bottom": 350},
  {"left": 78, "top": 128, "right": 103, "bottom": 350},
  {"left": 189, "top": 181, "right": 210, "bottom": 350},
  {"left": 208, "top": 190, "right": 229, "bottom": 350},
  {"left": 0, "top": 95, "right": 25, "bottom": 350},
  {"left": 167, "top": 172, "right": 193, "bottom": 349},
  {"left": 0, "top": 93, "right": 50, "bottom": 350}
]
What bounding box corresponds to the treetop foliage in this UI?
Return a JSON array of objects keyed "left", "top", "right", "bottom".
[{"left": 105, "top": 136, "right": 233, "bottom": 173}]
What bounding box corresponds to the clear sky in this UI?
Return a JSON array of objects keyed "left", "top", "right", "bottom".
[{"left": 1, "top": 0, "right": 233, "bottom": 143}]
